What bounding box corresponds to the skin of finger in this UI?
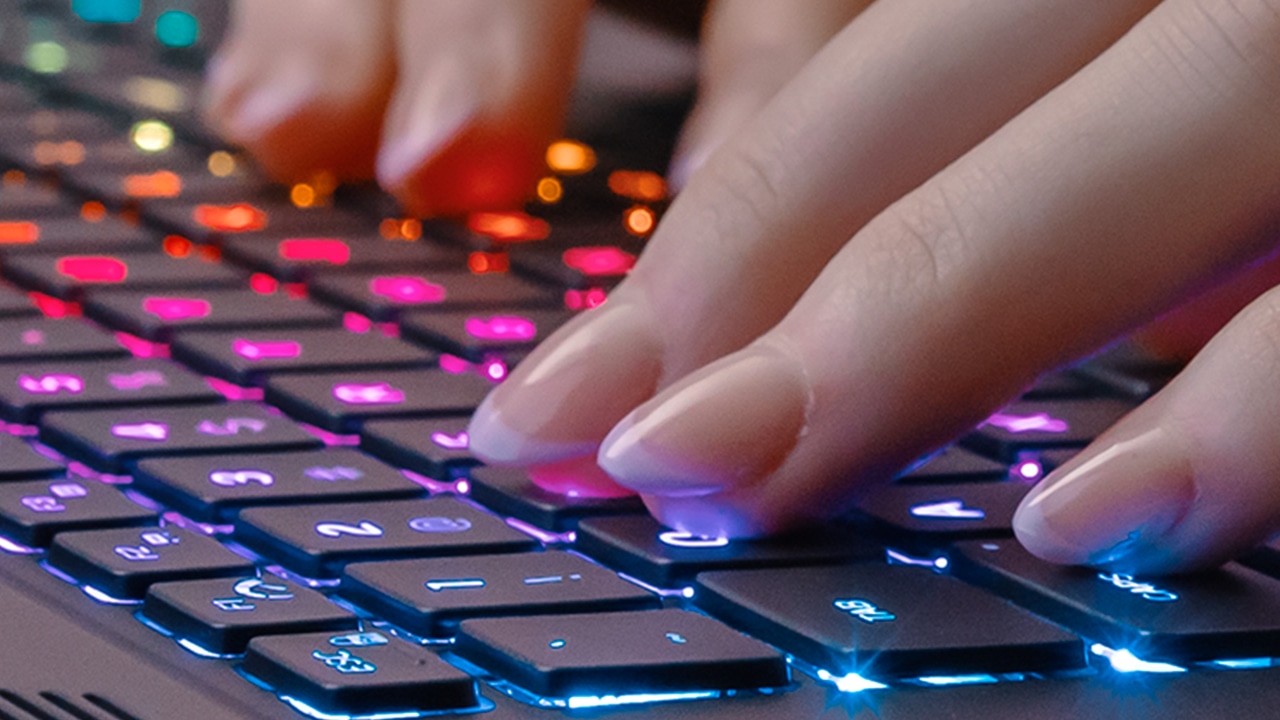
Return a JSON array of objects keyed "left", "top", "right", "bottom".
[
  {"left": 202, "top": 0, "right": 396, "bottom": 180},
  {"left": 644, "top": 0, "right": 1280, "bottom": 536},
  {"left": 669, "top": 0, "right": 874, "bottom": 188},
  {"left": 380, "top": 0, "right": 592, "bottom": 216}
]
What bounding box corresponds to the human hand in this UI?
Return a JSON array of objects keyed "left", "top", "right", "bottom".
[{"left": 467, "top": 0, "right": 1280, "bottom": 575}]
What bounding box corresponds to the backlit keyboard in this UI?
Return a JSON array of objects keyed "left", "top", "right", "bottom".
[{"left": 4, "top": 4, "right": 1280, "bottom": 720}]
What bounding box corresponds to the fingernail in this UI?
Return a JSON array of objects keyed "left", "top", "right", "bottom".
[
  {"left": 376, "top": 79, "right": 478, "bottom": 188},
  {"left": 467, "top": 301, "right": 663, "bottom": 466},
  {"left": 222, "top": 68, "right": 320, "bottom": 140},
  {"left": 598, "top": 343, "right": 810, "bottom": 496},
  {"left": 1013, "top": 426, "right": 1196, "bottom": 567}
]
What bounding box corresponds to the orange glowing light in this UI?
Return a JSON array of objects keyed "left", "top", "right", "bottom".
[
  {"left": 194, "top": 203, "right": 268, "bottom": 232},
  {"left": 2, "top": 170, "right": 25, "bottom": 185},
  {"left": 467, "top": 212, "right": 550, "bottom": 242},
  {"left": 207, "top": 151, "right": 236, "bottom": 177},
  {"left": 0, "top": 221, "right": 39, "bottom": 244},
  {"left": 163, "top": 235, "right": 192, "bottom": 257},
  {"left": 290, "top": 183, "right": 316, "bottom": 208},
  {"left": 36, "top": 140, "right": 85, "bottom": 166},
  {"left": 80, "top": 202, "right": 107, "bottom": 222},
  {"left": 124, "top": 170, "right": 182, "bottom": 198},
  {"left": 624, "top": 206, "right": 656, "bottom": 236},
  {"left": 468, "top": 251, "right": 510, "bottom": 274},
  {"left": 536, "top": 177, "right": 563, "bottom": 204},
  {"left": 545, "top": 140, "right": 596, "bottom": 175},
  {"left": 400, "top": 219, "right": 422, "bottom": 241},
  {"left": 379, "top": 219, "right": 400, "bottom": 240},
  {"left": 198, "top": 245, "right": 221, "bottom": 262},
  {"left": 608, "top": 170, "right": 666, "bottom": 201}
]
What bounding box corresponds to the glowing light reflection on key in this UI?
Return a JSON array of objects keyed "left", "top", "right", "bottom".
[
  {"left": 332, "top": 382, "right": 405, "bottom": 405},
  {"left": 658, "top": 531, "right": 729, "bottom": 549},
  {"left": 124, "top": 170, "right": 181, "bottom": 197},
  {"left": 193, "top": 203, "right": 267, "bottom": 232},
  {"left": 562, "top": 246, "right": 636, "bottom": 276},
  {"left": 984, "top": 412, "right": 1068, "bottom": 434},
  {"left": 431, "top": 431, "right": 469, "bottom": 450},
  {"left": 233, "top": 338, "right": 301, "bottom": 360},
  {"left": 0, "top": 221, "right": 39, "bottom": 244}
]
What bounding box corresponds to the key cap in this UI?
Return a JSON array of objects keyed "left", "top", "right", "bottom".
[
  {"left": 131, "top": 449, "right": 425, "bottom": 523},
  {"left": 234, "top": 497, "right": 538, "bottom": 577},
  {"left": 1022, "top": 370, "right": 1101, "bottom": 400},
  {"left": 400, "top": 308, "right": 573, "bottom": 363},
  {"left": 264, "top": 369, "right": 492, "bottom": 433},
  {"left": 467, "top": 466, "right": 646, "bottom": 531},
  {"left": 455, "top": 608, "right": 789, "bottom": 698},
  {"left": 1074, "top": 345, "right": 1184, "bottom": 399},
  {"left": 896, "top": 446, "right": 1008, "bottom": 484},
  {"left": 340, "top": 551, "right": 659, "bottom": 637},
  {"left": 144, "top": 575, "right": 357, "bottom": 654},
  {"left": 508, "top": 244, "right": 638, "bottom": 289},
  {"left": 0, "top": 358, "right": 222, "bottom": 422},
  {"left": 359, "top": 417, "right": 480, "bottom": 480},
  {"left": 961, "top": 399, "right": 1134, "bottom": 462},
  {"left": 0, "top": 284, "right": 38, "bottom": 317},
  {"left": 952, "top": 539, "right": 1280, "bottom": 663},
  {"left": 0, "top": 478, "right": 154, "bottom": 546},
  {"left": 48, "top": 526, "right": 255, "bottom": 599},
  {"left": 40, "top": 403, "right": 322, "bottom": 473},
  {"left": 0, "top": 216, "right": 156, "bottom": 255},
  {"left": 1, "top": 250, "right": 243, "bottom": 301},
  {"left": 0, "top": 436, "right": 64, "bottom": 481},
  {"left": 696, "top": 564, "right": 1085, "bottom": 678},
  {"left": 574, "top": 515, "right": 882, "bottom": 588},
  {"left": 144, "top": 201, "right": 372, "bottom": 245},
  {"left": 853, "top": 482, "right": 1031, "bottom": 544},
  {"left": 309, "top": 270, "right": 557, "bottom": 322},
  {"left": 171, "top": 328, "right": 435, "bottom": 387},
  {"left": 0, "top": 180, "right": 66, "bottom": 216},
  {"left": 84, "top": 288, "right": 339, "bottom": 341},
  {"left": 0, "top": 318, "right": 129, "bottom": 362},
  {"left": 243, "top": 630, "right": 478, "bottom": 716},
  {"left": 221, "top": 234, "right": 465, "bottom": 283}
]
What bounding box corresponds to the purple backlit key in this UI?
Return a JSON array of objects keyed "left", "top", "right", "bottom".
[
  {"left": 465, "top": 466, "right": 645, "bottom": 532},
  {"left": 359, "top": 417, "right": 479, "bottom": 480},
  {"left": 84, "top": 288, "right": 340, "bottom": 341},
  {"left": 400, "top": 308, "right": 573, "bottom": 363},
  {"left": 0, "top": 478, "right": 155, "bottom": 546},
  {"left": 0, "top": 318, "right": 129, "bottom": 362},
  {"left": 0, "top": 358, "right": 222, "bottom": 423},
  {"left": 308, "top": 270, "right": 557, "bottom": 322},
  {"left": 961, "top": 399, "right": 1134, "bottom": 462},
  {"left": 264, "top": 368, "right": 492, "bottom": 433}
]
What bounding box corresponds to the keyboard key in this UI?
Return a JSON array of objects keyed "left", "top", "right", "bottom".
[
  {"left": 1021, "top": 370, "right": 1100, "bottom": 400},
  {"left": 264, "top": 368, "right": 492, "bottom": 433},
  {"left": 0, "top": 478, "right": 155, "bottom": 546},
  {"left": 48, "top": 526, "right": 255, "bottom": 599},
  {"left": 961, "top": 399, "right": 1134, "bottom": 462},
  {"left": 896, "top": 446, "right": 1008, "bottom": 484},
  {"left": 0, "top": 284, "right": 37, "bottom": 318},
  {"left": 400, "top": 308, "right": 573, "bottom": 362},
  {"left": 359, "top": 417, "right": 479, "bottom": 479},
  {"left": 40, "top": 404, "right": 322, "bottom": 473},
  {"left": 0, "top": 216, "right": 156, "bottom": 255},
  {"left": 234, "top": 497, "right": 538, "bottom": 577},
  {"left": 84, "top": 288, "right": 339, "bottom": 341},
  {"left": 574, "top": 515, "right": 881, "bottom": 588},
  {"left": 144, "top": 575, "right": 357, "bottom": 654},
  {"left": 952, "top": 539, "right": 1280, "bottom": 663},
  {"left": 1, "top": 250, "right": 243, "bottom": 301},
  {"left": 508, "top": 244, "right": 637, "bottom": 289},
  {"left": 131, "top": 449, "right": 425, "bottom": 523},
  {"left": 243, "top": 630, "right": 478, "bottom": 716},
  {"left": 0, "top": 358, "right": 222, "bottom": 422},
  {"left": 467, "top": 466, "right": 646, "bottom": 531},
  {"left": 695, "top": 564, "right": 1085, "bottom": 678},
  {"left": 340, "top": 551, "right": 659, "bottom": 637},
  {"left": 221, "top": 234, "right": 465, "bottom": 282},
  {"left": 144, "top": 201, "right": 372, "bottom": 245},
  {"left": 454, "top": 609, "right": 789, "bottom": 698},
  {"left": 309, "top": 270, "right": 556, "bottom": 322},
  {"left": 0, "top": 436, "right": 64, "bottom": 480},
  {"left": 0, "top": 318, "right": 128, "bottom": 363},
  {"left": 854, "top": 482, "right": 1031, "bottom": 543},
  {"left": 171, "top": 328, "right": 435, "bottom": 387}
]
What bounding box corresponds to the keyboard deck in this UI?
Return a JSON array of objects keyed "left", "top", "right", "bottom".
[{"left": 3, "top": 4, "right": 1280, "bottom": 720}]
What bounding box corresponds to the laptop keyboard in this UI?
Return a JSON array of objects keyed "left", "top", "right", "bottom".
[{"left": 4, "top": 4, "right": 1280, "bottom": 720}]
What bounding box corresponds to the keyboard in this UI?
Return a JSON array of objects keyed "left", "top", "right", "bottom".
[{"left": 4, "top": 4, "right": 1280, "bottom": 720}]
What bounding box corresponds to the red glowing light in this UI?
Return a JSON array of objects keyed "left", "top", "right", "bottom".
[
  {"left": 163, "top": 235, "right": 192, "bottom": 257},
  {"left": 29, "top": 292, "right": 79, "bottom": 318},
  {"left": 0, "top": 222, "right": 39, "bottom": 244},
  {"left": 562, "top": 246, "right": 635, "bottom": 277},
  {"left": 193, "top": 203, "right": 268, "bottom": 232},
  {"left": 468, "top": 251, "right": 509, "bottom": 274},
  {"left": 56, "top": 256, "right": 128, "bottom": 283},
  {"left": 278, "top": 238, "right": 350, "bottom": 265},
  {"left": 467, "top": 212, "right": 550, "bottom": 242},
  {"left": 249, "top": 273, "right": 278, "bottom": 294},
  {"left": 564, "top": 288, "right": 608, "bottom": 310}
]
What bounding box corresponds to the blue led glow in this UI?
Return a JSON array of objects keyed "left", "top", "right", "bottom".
[
  {"left": 1210, "top": 658, "right": 1272, "bottom": 670},
  {"left": 0, "top": 535, "right": 39, "bottom": 555},
  {"left": 909, "top": 499, "right": 986, "bottom": 520},
  {"left": 885, "top": 549, "right": 950, "bottom": 571},
  {"left": 658, "top": 531, "right": 729, "bottom": 548},
  {"left": 278, "top": 693, "right": 493, "bottom": 719},
  {"left": 1096, "top": 573, "right": 1178, "bottom": 602},
  {"left": 814, "top": 669, "right": 887, "bottom": 693},
  {"left": 1091, "top": 644, "right": 1185, "bottom": 674},
  {"left": 155, "top": 10, "right": 199, "bottom": 47},
  {"left": 72, "top": 0, "right": 140, "bottom": 22},
  {"left": 566, "top": 692, "right": 719, "bottom": 709},
  {"left": 834, "top": 598, "right": 896, "bottom": 623},
  {"left": 177, "top": 638, "right": 238, "bottom": 659},
  {"left": 83, "top": 585, "right": 141, "bottom": 606},
  {"left": 917, "top": 674, "right": 999, "bottom": 686}
]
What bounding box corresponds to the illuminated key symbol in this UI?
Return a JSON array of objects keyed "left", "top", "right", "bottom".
[
  {"left": 665, "top": 633, "right": 688, "bottom": 645},
  {"left": 408, "top": 516, "right": 472, "bottom": 533},
  {"left": 233, "top": 578, "right": 293, "bottom": 601},
  {"left": 49, "top": 483, "right": 87, "bottom": 499},
  {"left": 279, "top": 238, "right": 350, "bottom": 265},
  {"left": 304, "top": 466, "right": 364, "bottom": 482},
  {"left": 368, "top": 276, "right": 446, "bottom": 304},
  {"left": 332, "top": 382, "right": 405, "bottom": 405},
  {"left": 20, "top": 330, "right": 44, "bottom": 346},
  {"left": 209, "top": 469, "right": 275, "bottom": 487},
  {"left": 18, "top": 373, "right": 84, "bottom": 395},
  {"left": 107, "top": 370, "right": 167, "bottom": 391},
  {"left": 232, "top": 338, "right": 302, "bottom": 360},
  {"left": 523, "top": 574, "right": 582, "bottom": 586},
  {"left": 834, "top": 598, "right": 897, "bottom": 623},
  {"left": 21, "top": 496, "right": 65, "bottom": 513},
  {"left": 114, "top": 545, "right": 160, "bottom": 562},
  {"left": 141, "top": 531, "right": 178, "bottom": 546},
  {"left": 910, "top": 500, "right": 987, "bottom": 520},
  {"left": 211, "top": 597, "right": 255, "bottom": 612},
  {"left": 196, "top": 417, "right": 266, "bottom": 436},
  {"left": 430, "top": 431, "right": 469, "bottom": 450},
  {"left": 56, "top": 256, "right": 128, "bottom": 283},
  {"left": 142, "top": 296, "right": 211, "bottom": 320},
  {"left": 312, "top": 649, "right": 377, "bottom": 675},
  {"left": 1097, "top": 572, "right": 1179, "bottom": 602},
  {"left": 328, "top": 632, "right": 389, "bottom": 648},
  {"left": 658, "top": 531, "right": 730, "bottom": 549},
  {"left": 465, "top": 315, "right": 537, "bottom": 341},
  {"left": 562, "top": 246, "right": 636, "bottom": 276},
  {"left": 984, "top": 412, "right": 1069, "bottom": 434},
  {"left": 425, "top": 578, "right": 486, "bottom": 592},
  {"left": 111, "top": 422, "right": 169, "bottom": 441},
  {"left": 549, "top": 639, "right": 567, "bottom": 650},
  {"left": 315, "top": 521, "right": 384, "bottom": 538}
]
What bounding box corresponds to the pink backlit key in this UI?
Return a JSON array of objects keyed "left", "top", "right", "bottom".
[
  {"left": 233, "top": 339, "right": 302, "bottom": 360},
  {"left": 142, "top": 296, "right": 211, "bottom": 321}
]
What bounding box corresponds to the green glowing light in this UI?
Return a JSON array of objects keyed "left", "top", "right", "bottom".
[
  {"left": 24, "top": 41, "right": 68, "bottom": 74},
  {"left": 71, "top": 0, "right": 142, "bottom": 23},
  {"left": 155, "top": 11, "right": 199, "bottom": 48}
]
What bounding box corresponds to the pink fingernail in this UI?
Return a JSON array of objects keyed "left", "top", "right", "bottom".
[
  {"left": 376, "top": 81, "right": 477, "bottom": 188},
  {"left": 597, "top": 343, "right": 810, "bottom": 496}
]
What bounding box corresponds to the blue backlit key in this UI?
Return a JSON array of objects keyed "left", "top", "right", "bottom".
[
  {"left": 0, "top": 478, "right": 154, "bottom": 546},
  {"left": 48, "top": 526, "right": 254, "bottom": 599},
  {"left": 234, "top": 497, "right": 538, "bottom": 577},
  {"left": 853, "top": 482, "right": 1031, "bottom": 544},
  {"left": 0, "top": 358, "right": 222, "bottom": 423},
  {"left": 243, "top": 630, "right": 478, "bottom": 716},
  {"left": 952, "top": 539, "right": 1280, "bottom": 663},
  {"left": 340, "top": 550, "right": 659, "bottom": 637}
]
